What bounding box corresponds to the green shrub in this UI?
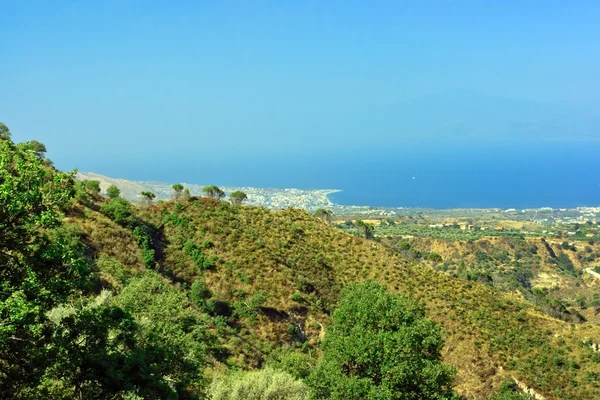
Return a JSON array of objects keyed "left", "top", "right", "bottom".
[{"left": 208, "top": 367, "right": 310, "bottom": 400}]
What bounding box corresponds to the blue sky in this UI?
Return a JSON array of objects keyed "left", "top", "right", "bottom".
[{"left": 1, "top": 1, "right": 599, "bottom": 175}]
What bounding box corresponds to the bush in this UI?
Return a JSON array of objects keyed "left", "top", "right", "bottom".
[
  {"left": 208, "top": 367, "right": 310, "bottom": 400},
  {"left": 190, "top": 279, "right": 211, "bottom": 307},
  {"left": 101, "top": 197, "right": 133, "bottom": 226},
  {"left": 308, "top": 281, "right": 456, "bottom": 400}
]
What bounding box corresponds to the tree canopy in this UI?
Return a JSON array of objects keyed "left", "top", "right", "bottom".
[
  {"left": 106, "top": 184, "right": 120, "bottom": 199},
  {"left": 203, "top": 185, "right": 225, "bottom": 200},
  {"left": 308, "top": 281, "right": 457, "bottom": 400},
  {"left": 172, "top": 183, "right": 184, "bottom": 199},
  {"left": 140, "top": 191, "right": 156, "bottom": 206},
  {"left": 229, "top": 190, "right": 248, "bottom": 205},
  {"left": 0, "top": 122, "right": 10, "bottom": 140}
]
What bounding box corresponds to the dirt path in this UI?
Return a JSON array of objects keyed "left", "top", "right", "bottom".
[{"left": 584, "top": 268, "right": 600, "bottom": 279}]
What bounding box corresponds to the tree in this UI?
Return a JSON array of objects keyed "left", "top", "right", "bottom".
[
  {"left": 172, "top": 183, "right": 184, "bottom": 200},
  {"left": 106, "top": 184, "right": 120, "bottom": 199},
  {"left": 183, "top": 188, "right": 191, "bottom": 200},
  {"left": 140, "top": 191, "right": 156, "bottom": 206},
  {"left": 203, "top": 185, "right": 225, "bottom": 200},
  {"left": 230, "top": 190, "right": 248, "bottom": 205},
  {"left": 0, "top": 122, "right": 10, "bottom": 140},
  {"left": 0, "top": 139, "right": 89, "bottom": 396},
  {"left": 84, "top": 180, "right": 102, "bottom": 195},
  {"left": 208, "top": 367, "right": 310, "bottom": 400},
  {"left": 308, "top": 281, "right": 456, "bottom": 400},
  {"left": 355, "top": 220, "right": 374, "bottom": 239},
  {"left": 315, "top": 208, "right": 333, "bottom": 224},
  {"left": 101, "top": 197, "right": 133, "bottom": 225}
]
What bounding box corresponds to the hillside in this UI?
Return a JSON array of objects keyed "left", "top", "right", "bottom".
[
  {"left": 73, "top": 195, "right": 600, "bottom": 399},
  {"left": 3, "top": 137, "right": 600, "bottom": 399}
]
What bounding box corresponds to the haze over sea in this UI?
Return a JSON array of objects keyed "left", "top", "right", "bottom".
[{"left": 75, "top": 141, "right": 600, "bottom": 210}]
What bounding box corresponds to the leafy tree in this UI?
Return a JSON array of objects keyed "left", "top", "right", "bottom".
[
  {"left": 101, "top": 197, "right": 133, "bottom": 225},
  {"left": 203, "top": 185, "right": 225, "bottom": 200},
  {"left": 115, "top": 273, "right": 219, "bottom": 396},
  {"left": 0, "top": 139, "right": 89, "bottom": 396},
  {"left": 230, "top": 190, "right": 248, "bottom": 205},
  {"left": 355, "top": 220, "right": 375, "bottom": 239},
  {"left": 208, "top": 367, "right": 310, "bottom": 400},
  {"left": 105, "top": 184, "right": 120, "bottom": 199},
  {"left": 140, "top": 191, "right": 156, "bottom": 206},
  {"left": 85, "top": 180, "right": 102, "bottom": 195},
  {"left": 172, "top": 183, "right": 184, "bottom": 200},
  {"left": 183, "top": 188, "right": 191, "bottom": 200},
  {"left": 308, "top": 281, "right": 456, "bottom": 400},
  {"left": 315, "top": 208, "right": 333, "bottom": 224},
  {"left": 0, "top": 121, "right": 11, "bottom": 140}
]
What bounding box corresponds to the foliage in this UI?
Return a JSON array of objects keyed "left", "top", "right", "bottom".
[
  {"left": 115, "top": 273, "right": 219, "bottom": 397},
  {"left": 488, "top": 379, "right": 531, "bottom": 400},
  {"left": 85, "top": 180, "right": 102, "bottom": 195},
  {"left": 0, "top": 121, "right": 11, "bottom": 139},
  {"left": 0, "top": 139, "right": 88, "bottom": 396},
  {"left": 172, "top": 183, "right": 184, "bottom": 199},
  {"left": 315, "top": 208, "right": 333, "bottom": 224},
  {"left": 203, "top": 185, "right": 225, "bottom": 200},
  {"left": 106, "top": 184, "right": 120, "bottom": 199},
  {"left": 230, "top": 190, "right": 248, "bottom": 205},
  {"left": 308, "top": 282, "right": 456, "bottom": 400},
  {"left": 101, "top": 197, "right": 134, "bottom": 225},
  {"left": 208, "top": 367, "right": 310, "bottom": 400},
  {"left": 354, "top": 220, "right": 374, "bottom": 239},
  {"left": 140, "top": 191, "right": 156, "bottom": 206}
]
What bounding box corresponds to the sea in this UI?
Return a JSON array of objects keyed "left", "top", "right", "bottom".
[{"left": 78, "top": 142, "right": 600, "bottom": 210}]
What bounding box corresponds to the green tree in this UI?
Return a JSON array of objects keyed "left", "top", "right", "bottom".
[
  {"left": 140, "top": 191, "right": 156, "bottom": 206},
  {"left": 355, "top": 220, "right": 375, "bottom": 239},
  {"left": 172, "top": 183, "right": 184, "bottom": 200},
  {"left": 116, "top": 273, "right": 218, "bottom": 396},
  {"left": 315, "top": 208, "right": 333, "bottom": 224},
  {"left": 308, "top": 281, "right": 456, "bottom": 400},
  {"left": 0, "top": 122, "right": 11, "bottom": 140},
  {"left": 230, "top": 190, "right": 248, "bottom": 205},
  {"left": 85, "top": 180, "right": 102, "bottom": 195},
  {"left": 183, "top": 188, "right": 191, "bottom": 200},
  {"left": 0, "top": 139, "right": 89, "bottom": 396},
  {"left": 208, "top": 367, "right": 310, "bottom": 400},
  {"left": 101, "top": 197, "right": 133, "bottom": 225},
  {"left": 203, "top": 185, "right": 225, "bottom": 200},
  {"left": 105, "top": 184, "right": 120, "bottom": 199}
]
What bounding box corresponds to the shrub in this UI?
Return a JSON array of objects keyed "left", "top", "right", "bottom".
[
  {"left": 208, "top": 367, "right": 310, "bottom": 400},
  {"left": 101, "top": 197, "right": 133, "bottom": 226}
]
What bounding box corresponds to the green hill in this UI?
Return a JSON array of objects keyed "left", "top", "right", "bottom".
[{"left": 2, "top": 136, "right": 600, "bottom": 399}]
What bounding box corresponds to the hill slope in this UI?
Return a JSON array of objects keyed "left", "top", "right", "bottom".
[{"left": 75, "top": 196, "right": 600, "bottom": 399}]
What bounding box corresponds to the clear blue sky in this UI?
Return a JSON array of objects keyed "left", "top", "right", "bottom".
[{"left": 2, "top": 1, "right": 599, "bottom": 175}]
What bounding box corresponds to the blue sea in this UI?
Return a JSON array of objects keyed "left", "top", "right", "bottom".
[{"left": 76, "top": 142, "right": 600, "bottom": 209}]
